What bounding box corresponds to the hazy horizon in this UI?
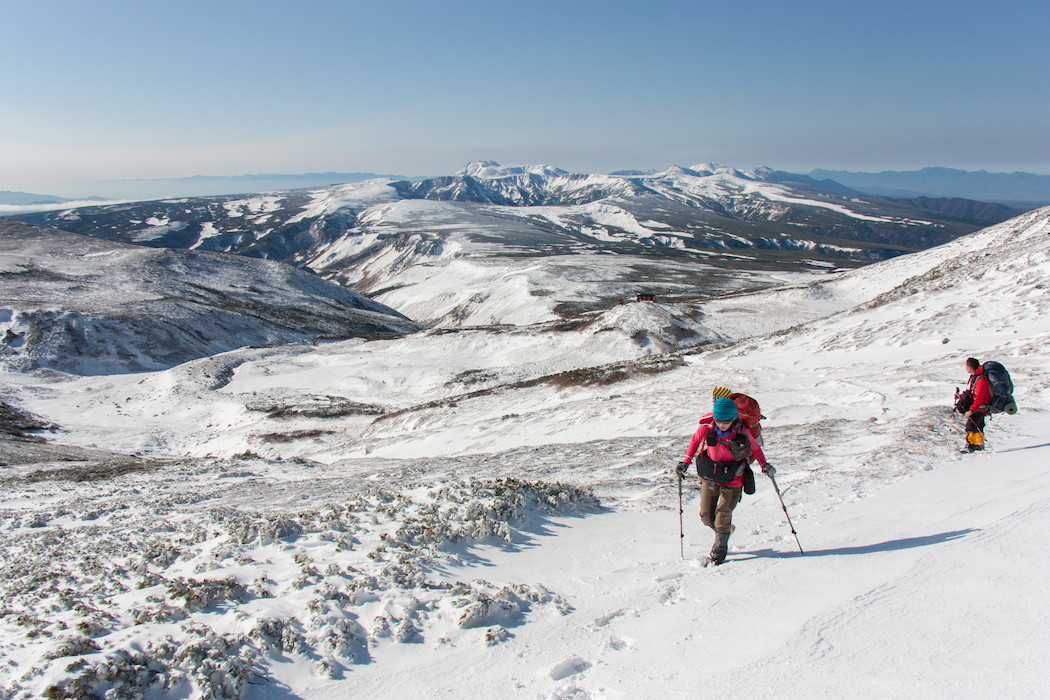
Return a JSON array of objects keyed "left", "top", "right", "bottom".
[
  {"left": 3, "top": 0, "right": 1048, "bottom": 197},
  {"left": 5, "top": 162, "right": 1050, "bottom": 207}
]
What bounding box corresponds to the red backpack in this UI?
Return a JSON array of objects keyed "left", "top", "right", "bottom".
[{"left": 730, "top": 393, "right": 763, "bottom": 438}]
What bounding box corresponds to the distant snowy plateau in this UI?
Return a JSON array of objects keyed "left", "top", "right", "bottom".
[
  {"left": 0, "top": 166, "right": 1048, "bottom": 698},
  {"left": 15, "top": 161, "right": 1018, "bottom": 326}
]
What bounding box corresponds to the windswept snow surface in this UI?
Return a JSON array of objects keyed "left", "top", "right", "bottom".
[{"left": 1, "top": 208, "right": 1049, "bottom": 698}]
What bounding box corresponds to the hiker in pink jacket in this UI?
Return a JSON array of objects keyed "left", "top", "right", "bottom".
[{"left": 676, "top": 397, "right": 774, "bottom": 564}]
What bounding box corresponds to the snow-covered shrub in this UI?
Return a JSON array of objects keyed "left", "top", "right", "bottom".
[
  {"left": 2, "top": 475, "right": 592, "bottom": 697},
  {"left": 450, "top": 580, "right": 572, "bottom": 629},
  {"left": 40, "top": 627, "right": 258, "bottom": 700},
  {"left": 394, "top": 478, "right": 599, "bottom": 548},
  {"left": 164, "top": 576, "right": 247, "bottom": 613},
  {"left": 248, "top": 617, "right": 307, "bottom": 654},
  {"left": 311, "top": 617, "right": 370, "bottom": 664},
  {"left": 41, "top": 635, "right": 100, "bottom": 662}
]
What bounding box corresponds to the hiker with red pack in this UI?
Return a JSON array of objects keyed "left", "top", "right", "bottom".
[
  {"left": 956, "top": 357, "right": 993, "bottom": 452},
  {"left": 953, "top": 357, "right": 1018, "bottom": 452},
  {"left": 675, "top": 396, "right": 774, "bottom": 565}
]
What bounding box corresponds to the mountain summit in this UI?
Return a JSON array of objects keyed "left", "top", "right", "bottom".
[{"left": 454, "top": 161, "right": 570, "bottom": 179}]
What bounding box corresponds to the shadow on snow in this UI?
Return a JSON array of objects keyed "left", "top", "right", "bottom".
[
  {"left": 737, "top": 528, "right": 979, "bottom": 560},
  {"left": 995, "top": 441, "right": 1050, "bottom": 453},
  {"left": 422, "top": 508, "right": 607, "bottom": 574}
]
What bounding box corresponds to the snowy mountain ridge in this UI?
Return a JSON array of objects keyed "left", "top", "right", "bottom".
[
  {"left": 454, "top": 161, "right": 571, "bottom": 180},
  {"left": 13, "top": 161, "right": 1019, "bottom": 328},
  {"left": 427, "top": 160, "right": 884, "bottom": 214}
]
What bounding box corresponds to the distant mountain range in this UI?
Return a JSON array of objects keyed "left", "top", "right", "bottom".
[
  {"left": 809, "top": 167, "right": 1050, "bottom": 207},
  {"left": 0, "top": 190, "right": 73, "bottom": 206},
  {"left": 0, "top": 173, "right": 412, "bottom": 208},
  {"left": 5, "top": 166, "right": 1047, "bottom": 209},
  {"left": 10, "top": 161, "right": 1025, "bottom": 326},
  {"left": 93, "top": 171, "right": 416, "bottom": 200}
]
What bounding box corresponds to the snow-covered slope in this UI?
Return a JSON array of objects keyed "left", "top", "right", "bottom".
[
  {"left": 0, "top": 220, "right": 420, "bottom": 374},
  {"left": 7, "top": 207, "right": 1047, "bottom": 461},
  {"left": 672, "top": 200, "right": 1050, "bottom": 341},
  {"left": 1, "top": 207, "right": 1047, "bottom": 698}
]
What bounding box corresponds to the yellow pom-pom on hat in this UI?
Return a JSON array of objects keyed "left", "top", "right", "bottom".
[{"left": 712, "top": 386, "right": 733, "bottom": 399}]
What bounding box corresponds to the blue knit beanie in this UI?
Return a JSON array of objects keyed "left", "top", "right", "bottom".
[{"left": 712, "top": 397, "right": 738, "bottom": 421}]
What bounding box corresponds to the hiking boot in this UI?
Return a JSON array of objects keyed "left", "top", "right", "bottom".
[{"left": 710, "top": 530, "right": 731, "bottom": 565}]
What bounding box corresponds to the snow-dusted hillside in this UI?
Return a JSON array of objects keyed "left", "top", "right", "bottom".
[
  {"left": 5, "top": 207, "right": 1048, "bottom": 462},
  {"left": 0, "top": 207, "right": 1047, "bottom": 698},
  {"left": 313, "top": 162, "right": 1016, "bottom": 324},
  {"left": 0, "top": 220, "right": 420, "bottom": 374}
]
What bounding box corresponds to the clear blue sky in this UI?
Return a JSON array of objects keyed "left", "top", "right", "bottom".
[{"left": 3, "top": 0, "right": 1048, "bottom": 196}]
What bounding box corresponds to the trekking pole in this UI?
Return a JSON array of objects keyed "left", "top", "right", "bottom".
[
  {"left": 677, "top": 472, "right": 685, "bottom": 559},
  {"left": 768, "top": 473, "right": 804, "bottom": 555}
]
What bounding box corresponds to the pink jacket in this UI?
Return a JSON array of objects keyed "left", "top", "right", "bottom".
[{"left": 683, "top": 421, "right": 768, "bottom": 488}]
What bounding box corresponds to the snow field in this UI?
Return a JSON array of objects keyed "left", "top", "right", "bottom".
[
  {"left": 0, "top": 206, "right": 1048, "bottom": 697},
  {"left": 299, "top": 414, "right": 1050, "bottom": 699}
]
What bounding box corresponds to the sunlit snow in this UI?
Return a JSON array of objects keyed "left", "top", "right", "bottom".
[{"left": 1, "top": 207, "right": 1048, "bottom": 698}]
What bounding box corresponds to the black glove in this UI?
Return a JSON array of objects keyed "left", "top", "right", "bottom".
[{"left": 675, "top": 461, "right": 690, "bottom": 476}]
